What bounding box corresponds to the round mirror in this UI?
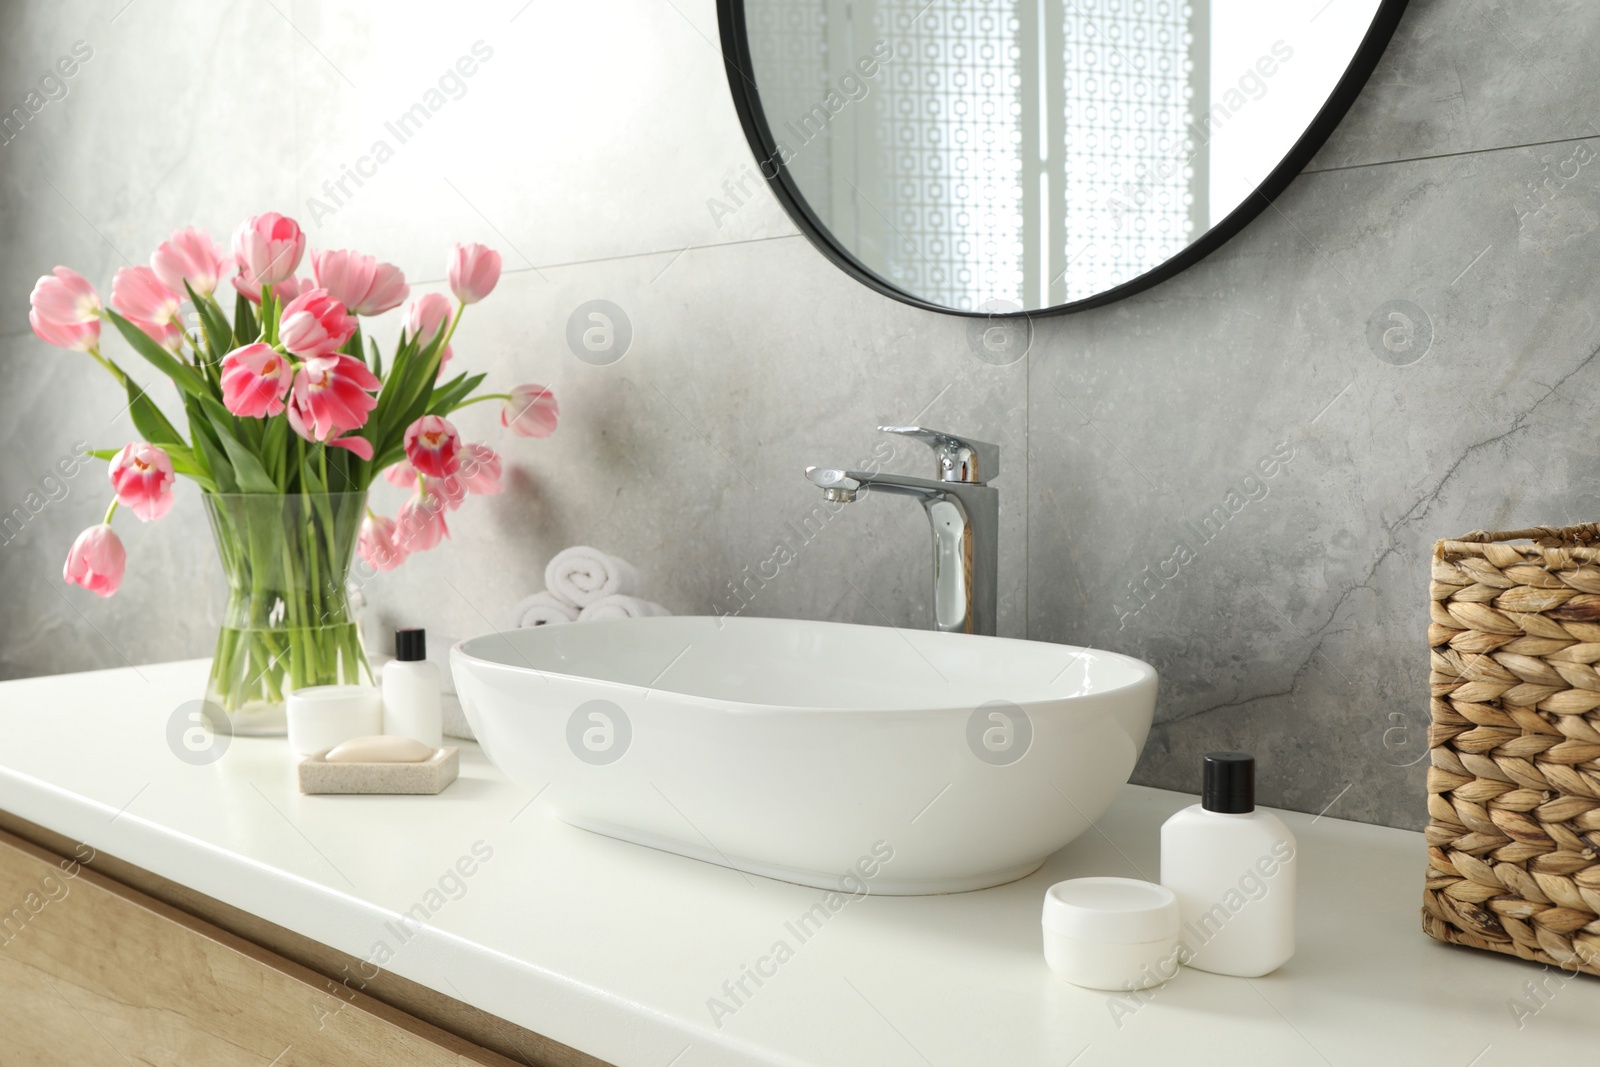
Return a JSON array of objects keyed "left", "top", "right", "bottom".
[{"left": 719, "top": 0, "right": 1408, "bottom": 315}]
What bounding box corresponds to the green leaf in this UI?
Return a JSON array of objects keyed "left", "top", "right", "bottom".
[
  {"left": 186, "top": 282, "right": 235, "bottom": 364},
  {"left": 179, "top": 394, "right": 221, "bottom": 482},
  {"left": 302, "top": 458, "right": 326, "bottom": 497},
  {"left": 260, "top": 288, "right": 279, "bottom": 345},
  {"left": 124, "top": 379, "right": 183, "bottom": 447},
  {"left": 429, "top": 372, "right": 487, "bottom": 415},
  {"left": 369, "top": 336, "right": 383, "bottom": 380},
  {"left": 365, "top": 334, "right": 421, "bottom": 459},
  {"left": 189, "top": 417, "right": 237, "bottom": 494},
  {"left": 196, "top": 394, "right": 276, "bottom": 494},
  {"left": 235, "top": 407, "right": 264, "bottom": 451},
  {"left": 234, "top": 290, "right": 258, "bottom": 347},
  {"left": 400, "top": 325, "right": 452, "bottom": 412},
  {"left": 375, "top": 334, "right": 421, "bottom": 408},
  {"left": 365, "top": 315, "right": 463, "bottom": 471},
  {"left": 209, "top": 426, "right": 275, "bottom": 494},
  {"left": 320, "top": 441, "right": 361, "bottom": 495},
  {"left": 85, "top": 448, "right": 119, "bottom": 461},
  {"left": 165, "top": 444, "right": 216, "bottom": 492},
  {"left": 260, "top": 415, "right": 290, "bottom": 487},
  {"left": 105, "top": 309, "right": 209, "bottom": 399},
  {"left": 341, "top": 322, "right": 365, "bottom": 359},
  {"left": 298, "top": 459, "right": 342, "bottom": 582}
]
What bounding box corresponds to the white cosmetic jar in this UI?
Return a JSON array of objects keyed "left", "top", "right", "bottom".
[
  {"left": 286, "top": 685, "right": 383, "bottom": 757},
  {"left": 1041, "top": 877, "right": 1182, "bottom": 991}
]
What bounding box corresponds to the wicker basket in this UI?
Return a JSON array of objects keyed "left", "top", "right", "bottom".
[{"left": 1425, "top": 525, "right": 1600, "bottom": 975}]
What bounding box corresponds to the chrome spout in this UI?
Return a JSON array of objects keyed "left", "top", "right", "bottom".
[
  {"left": 805, "top": 466, "right": 861, "bottom": 503},
  {"left": 805, "top": 429, "right": 1000, "bottom": 635}
]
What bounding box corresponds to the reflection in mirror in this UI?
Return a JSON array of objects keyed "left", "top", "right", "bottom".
[{"left": 739, "top": 0, "right": 1393, "bottom": 313}]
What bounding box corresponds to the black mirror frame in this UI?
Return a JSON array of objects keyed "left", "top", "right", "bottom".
[{"left": 716, "top": 0, "right": 1412, "bottom": 319}]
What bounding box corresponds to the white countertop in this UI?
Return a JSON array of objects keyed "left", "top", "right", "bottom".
[{"left": 0, "top": 659, "right": 1594, "bottom": 1066}]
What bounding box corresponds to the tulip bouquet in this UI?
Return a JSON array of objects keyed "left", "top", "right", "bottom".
[{"left": 29, "top": 211, "right": 559, "bottom": 729}]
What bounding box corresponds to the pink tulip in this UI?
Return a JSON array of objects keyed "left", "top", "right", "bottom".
[
  {"left": 428, "top": 472, "right": 469, "bottom": 511},
  {"left": 325, "top": 434, "right": 374, "bottom": 460},
  {"left": 458, "top": 442, "right": 503, "bottom": 495},
  {"left": 448, "top": 243, "right": 502, "bottom": 304},
  {"left": 112, "top": 266, "right": 182, "bottom": 325},
  {"left": 233, "top": 212, "right": 306, "bottom": 287},
  {"left": 397, "top": 488, "right": 449, "bottom": 551},
  {"left": 220, "top": 343, "right": 293, "bottom": 418},
  {"left": 108, "top": 443, "right": 176, "bottom": 522},
  {"left": 64, "top": 524, "right": 126, "bottom": 597},
  {"left": 357, "top": 513, "right": 407, "bottom": 572},
  {"left": 287, "top": 354, "right": 380, "bottom": 444},
  {"left": 110, "top": 266, "right": 185, "bottom": 351},
  {"left": 403, "top": 292, "right": 454, "bottom": 363},
  {"left": 233, "top": 273, "right": 311, "bottom": 307},
  {"left": 149, "top": 320, "right": 189, "bottom": 352},
  {"left": 311, "top": 249, "right": 409, "bottom": 316},
  {"left": 277, "top": 276, "right": 313, "bottom": 305},
  {"left": 383, "top": 458, "right": 419, "bottom": 489},
  {"left": 151, "top": 227, "right": 229, "bottom": 298},
  {"left": 280, "top": 288, "right": 356, "bottom": 359},
  {"left": 502, "top": 384, "right": 559, "bottom": 438},
  {"left": 358, "top": 263, "right": 408, "bottom": 316},
  {"left": 30, "top": 309, "right": 103, "bottom": 352},
  {"left": 403, "top": 415, "right": 461, "bottom": 478},
  {"left": 29, "top": 267, "right": 103, "bottom": 352},
  {"left": 405, "top": 292, "right": 452, "bottom": 344}
]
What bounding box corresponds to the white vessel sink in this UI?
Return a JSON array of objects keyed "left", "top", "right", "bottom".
[{"left": 452, "top": 616, "right": 1157, "bottom": 894}]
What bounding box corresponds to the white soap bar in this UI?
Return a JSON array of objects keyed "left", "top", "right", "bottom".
[{"left": 324, "top": 735, "right": 435, "bottom": 764}]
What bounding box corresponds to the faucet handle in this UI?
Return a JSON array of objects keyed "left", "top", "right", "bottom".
[{"left": 878, "top": 426, "right": 1000, "bottom": 484}]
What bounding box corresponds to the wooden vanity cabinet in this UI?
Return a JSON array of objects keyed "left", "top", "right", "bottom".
[{"left": 0, "top": 819, "right": 607, "bottom": 1067}]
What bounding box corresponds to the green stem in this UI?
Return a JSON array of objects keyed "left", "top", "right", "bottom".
[
  {"left": 102, "top": 499, "right": 118, "bottom": 525},
  {"left": 262, "top": 285, "right": 279, "bottom": 346},
  {"left": 87, "top": 349, "right": 128, "bottom": 386},
  {"left": 451, "top": 393, "right": 509, "bottom": 408},
  {"left": 419, "top": 299, "right": 467, "bottom": 384},
  {"left": 204, "top": 483, "right": 372, "bottom": 716},
  {"left": 438, "top": 299, "right": 466, "bottom": 352}
]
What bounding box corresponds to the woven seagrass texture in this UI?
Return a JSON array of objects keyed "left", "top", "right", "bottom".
[{"left": 1425, "top": 525, "right": 1600, "bottom": 976}]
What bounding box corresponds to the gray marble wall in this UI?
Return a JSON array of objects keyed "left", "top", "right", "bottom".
[{"left": 0, "top": 0, "right": 1585, "bottom": 831}]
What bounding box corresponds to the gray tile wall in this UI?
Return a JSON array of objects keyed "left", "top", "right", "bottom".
[{"left": 0, "top": 0, "right": 1587, "bottom": 831}]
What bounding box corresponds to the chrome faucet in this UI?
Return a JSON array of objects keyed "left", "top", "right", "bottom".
[{"left": 806, "top": 426, "right": 1000, "bottom": 636}]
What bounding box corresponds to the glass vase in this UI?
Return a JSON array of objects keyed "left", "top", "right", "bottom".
[{"left": 203, "top": 491, "right": 373, "bottom": 735}]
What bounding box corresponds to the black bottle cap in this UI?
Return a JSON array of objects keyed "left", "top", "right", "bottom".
[
  {"left": 395, "top": 628, "right": 426, "bottom": 662},
  {"left": 1202, "top": 752, "right": 1255, "bottom": 814}
]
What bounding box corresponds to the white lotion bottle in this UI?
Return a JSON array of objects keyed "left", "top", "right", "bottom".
[
  {"left": 382, "top": 628, "right": 441, "bottom": 748},
  {"left": 1160, "top": 752, "right": 1297, "bottom": 977}
]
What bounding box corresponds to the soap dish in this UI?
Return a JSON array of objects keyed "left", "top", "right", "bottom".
[{"left": 298, "top": 747, "right": 459, "bottom": 795}]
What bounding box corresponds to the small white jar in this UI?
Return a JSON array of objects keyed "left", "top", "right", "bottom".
[
  {"left": 1041, "top": 877, "right": 1183, "bottom": 991},
  {"left": 286, "top": 685, "right": 383, "bottom": 757}
]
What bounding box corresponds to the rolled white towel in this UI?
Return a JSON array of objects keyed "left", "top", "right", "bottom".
[
  {"left": 545, "top": 546, "right": 639, "bottom": 608},
  {"left": 440, "top": 692, "right": 476, "bottom": 741},
  {"left": 578, "top": 595, "right": 669, "bottom": 622},
  {"left": 510, "top": 590, "right": 579, "bottom": 628}
]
